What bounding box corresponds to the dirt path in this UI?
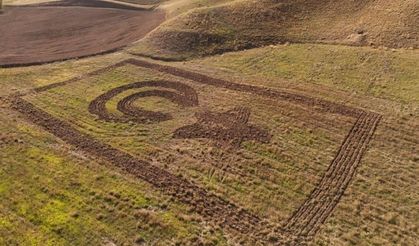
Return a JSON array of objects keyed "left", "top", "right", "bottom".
[
  {"left": 7, "top": 59, "right": 382, "bottom": 244},
  {"left": 0, "top": 3, "right": 164, "bottom": 67}
]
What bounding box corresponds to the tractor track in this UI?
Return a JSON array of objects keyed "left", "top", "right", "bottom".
[
  {"left": 279, "top": 112, "right": 381, "bottom": 244},
  {"left": 7, "top": 59, "right": 382, "bottom": 244}
]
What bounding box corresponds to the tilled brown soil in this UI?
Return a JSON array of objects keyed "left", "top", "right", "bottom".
[
  {"left": 8, "top": 59, "right": 382, "bottom": 244},
  {"left": 88, "top": 80, "right": 198, "bottom": 124},
  {"left": 19, "top": 0, "right": 150, "bottom": 11},
  {"left": 173, "top": 106, "right": 272, "bottom": 147},
  {"left": 0, "top": 4, "right": 164, "bottom": 67}
]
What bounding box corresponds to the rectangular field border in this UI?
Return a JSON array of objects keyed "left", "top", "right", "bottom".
[{"left": 6, "top": 59, "right": 382, "bottom": 244}]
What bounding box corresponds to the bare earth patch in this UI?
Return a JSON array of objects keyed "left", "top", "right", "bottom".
[{"left": 0, "top": 2, "right": 164, "bottom": 67}]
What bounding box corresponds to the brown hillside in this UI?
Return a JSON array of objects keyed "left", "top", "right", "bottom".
[{"left": 132, "top": 0, "right": 419, "bottom": 59}]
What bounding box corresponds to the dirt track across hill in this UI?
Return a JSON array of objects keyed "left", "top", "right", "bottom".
[{"left": 0, "top": 3, "right": 164, "bottom": 67}]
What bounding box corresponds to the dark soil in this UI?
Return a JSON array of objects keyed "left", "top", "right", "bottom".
[
  {"left": 0, "top": 3, "right": 164, "bottom": 67},
  {"left": 88, "top": 80, "right": 198, "bottom": 124},
  {"left": 174, "top": 107, "right": 272, "bottom": 147}
]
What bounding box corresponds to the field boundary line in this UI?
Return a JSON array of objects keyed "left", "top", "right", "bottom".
[{"left": 7, "top": 59, "right": 382, "bottom": 244}]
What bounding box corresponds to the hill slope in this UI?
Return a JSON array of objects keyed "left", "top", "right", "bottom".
[{"left": 130, "top": 0, "right": 419, "bottom": 60}]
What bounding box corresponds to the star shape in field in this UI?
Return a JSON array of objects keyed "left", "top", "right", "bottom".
[{"left": 173, "top": 107, "right": 271, "bottom": 147}]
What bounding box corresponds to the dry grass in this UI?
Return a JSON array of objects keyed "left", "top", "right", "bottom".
[
  {"left": 0, "top": 1, "right": 418, "bottom": 244},
  {"left": 0, "top": 54, "right": 228, "bottom": 245},
  {"left": 179, "top": 44, "right": 419, "bottom": 245},
  {"left": 130, "top": 0, "right": 418, "bottom": 60},
  {"left": 21, "top": 61, "right": 350, "bottom": 227}
]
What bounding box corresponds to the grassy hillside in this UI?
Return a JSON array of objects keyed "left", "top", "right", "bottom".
[
  {"left": 1, "top": 43, "right": 417, "bottom": 245},
  {"left": 130, "top": 0, "right": 419, "bottom": 60},
  {"left": 189, "top": 44, "right": 419, "bottom": 104},
  {"left": 173, "top": 44, "right": 419, "bottom": 245},
  {"left": 0, "top": 112, "right": 225, "bottom": 245},
  {"left": 0, "top": 53, "right": 228, "bottom": 245},
  {"left": 1, "top": 0, "right": 418, "bottom": 245}
]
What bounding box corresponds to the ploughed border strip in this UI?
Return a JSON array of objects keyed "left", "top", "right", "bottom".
[{"left": 9, "top": 59, "right": 381, "bottom": 244}]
